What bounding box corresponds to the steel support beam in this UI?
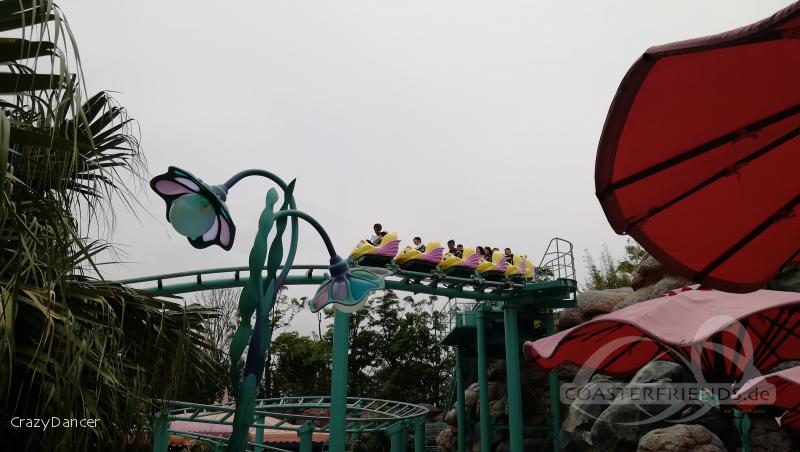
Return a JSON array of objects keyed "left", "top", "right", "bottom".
[
  {"left": 329, "top": 309, "right": 351, "bottom": 452},
  {"left": 152, "top": 410, "right": 169, "bottom": 452},
  {"left": 298, "top": 422, "right": 314, "bottom": 452},
  {"left": 254, "top": 414, "right": 264, "bottom": 452},
  {"left": 455, "top": 347, "right": 467, "bottom": 452},
  {"left": 389, "top": 422, "right": 405, "bottom": 452},
  {"left": 414, "top": 418, "right": 425, "bottom": 452},
  {"left": 503, "top": 304, "right": 524, "bottom": 452},
  {"left": 544, "top": 312, "right": 561, "bottom": 452},
  {"left": 476, "top": 310, "right": 491, "bottom": 452}
]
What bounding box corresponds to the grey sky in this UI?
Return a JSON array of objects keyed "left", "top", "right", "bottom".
[{"left": 58, "top": 0, "right": 793, "bottom": 332}]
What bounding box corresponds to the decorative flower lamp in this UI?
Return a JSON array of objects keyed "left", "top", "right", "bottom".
[
  {"left": 151, "top": 167, "right": 235, "bottom": 250},
  {"left": 150, "top": 166, "right": 386, "bottom": 452},
  {"left": 309, "top": 255, "right": 388, "bottom": 313}
]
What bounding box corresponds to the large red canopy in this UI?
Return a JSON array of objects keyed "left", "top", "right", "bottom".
[
  {"left": 523, "top": 286, "right": 800, "bottom": 380},
  {"left": 595, "top": 1, "right": 800, "bottom": 293}
]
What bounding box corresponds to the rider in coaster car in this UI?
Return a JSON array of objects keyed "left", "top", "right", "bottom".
[{"left": 368, "top": 223, "right": 383, "bottom": 245}]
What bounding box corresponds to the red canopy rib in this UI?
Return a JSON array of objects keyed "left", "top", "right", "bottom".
[
  {"left": 697, "top": 194, "right": 800, "bottom": 281},
  {"left": 627, "top": 127, "right": 800, "bottom": 230},
  {"left": 598, "top": 103, "right": 800, "bottom": 201}
]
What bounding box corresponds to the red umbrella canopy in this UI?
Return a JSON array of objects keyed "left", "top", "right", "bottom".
[
  {"left": 595, "top": 1, "right": 800, "bottom": 293},
  {"left": 523, "top": 286, "right": 800, "bottom": 381},
  {"left": 733, "top": 365, "right": 800, "bottom": 428}
]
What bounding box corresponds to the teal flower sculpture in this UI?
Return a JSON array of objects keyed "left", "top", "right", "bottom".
[
  {"left": 150, "top": 166, "right": 235, "bottom": 250},
  {"left": 310, "top": 255, "right": 388, "bottom": 313}
]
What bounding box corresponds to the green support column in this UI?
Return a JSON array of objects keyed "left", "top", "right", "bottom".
[
  {"left": 544, "top": 312, "right": 561, "bottom": 452},
  {"left": 401, "top": 421, "right": 409, "bottom": 452},
  {"left": 476, "top": 309, "right": 491, "bottom": 452},
  {"left": 455, "top": 347, "right": 467, "bottom": 452},
  {"left": 413, "top": 418, "right": 425, "bottom": 452},
  {"left": 503, "top": 303, "right": 524, "bottom": 452},
  {"left": 152, "top": 409, "right": 169, "bottom": 452},
  {"left": 742, "top": 412, "right": 751, "bottom": 452},
  {"left": 329, "top": 309, "right": 351, "bottom": 452},
  {"left": 388, "top": 422, "right": 405, "bottom": 452},
  {"left": 254, "top": 414, "right": 265, "bottom": 452},
  {"left": 297, "top": 422, "right": 315, "bottom": 452},
  {"left": 734, "top": 410, "right": 751, "bottom": 452},
  {"left": 213, "top": 442, "right": 225, "bottom": 452}
]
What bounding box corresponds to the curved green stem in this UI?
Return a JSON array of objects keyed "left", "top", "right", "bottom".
[
  {"left": 222, "top": 169, "right": 299, "bottom": 294},
  {"left": 222, "top": 169, "right": 290, "bottom": 193},
  {"left": 274, "top": 210, "right": 338, "bottom": 258}
]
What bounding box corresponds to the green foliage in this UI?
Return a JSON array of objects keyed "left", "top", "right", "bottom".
[
  {"left": 537, "top": 266, "right": 555, "bottom": 281},
  {"left": 366, "top": 292, "right": 452, "bottom": 407},
  {"left": 582, "top": 240, "right": 647, "bottom": 291},
  {"left": 0, "top": 2, "right": 221, "bottom": 450},
  {"left": 268, "top": 332, "right": 331, "bottom": 396},
  {"left": 260, "top": 291, "right": 453, "bottom": 410},
  {"left": 618, "top": 241, "right": 649, "bottom": 275},
  {"left": 259, "top": 287, "right": 302, "bottom": 397}
]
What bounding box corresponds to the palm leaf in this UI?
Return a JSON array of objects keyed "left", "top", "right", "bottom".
[
  {"left": 0, "top": 3, "right": 221, "bottom": 451},
  {"left": 0, "top": 38, "right": 55, "bottom": 63}
]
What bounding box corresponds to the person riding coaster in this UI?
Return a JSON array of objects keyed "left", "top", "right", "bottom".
[
  {"left": 475, "top": 250, "right": 512, "bottom": 281},
  {"left": 395, "top": 240, "right": 444, "bottom": 272},
  {"left": 440, "top": 247, "right": 483, "bottom": 278},
  {"left": 350, "top": 232, "right": 401, "bottom": 267}
]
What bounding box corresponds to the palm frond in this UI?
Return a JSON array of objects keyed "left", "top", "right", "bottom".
[{"left": 0, "top": 2, "right": 220, "bottom": 451}]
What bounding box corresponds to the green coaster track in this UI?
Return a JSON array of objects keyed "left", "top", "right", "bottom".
[
  {"left": 154, "top": 396, "right": 429, "bottom": 452},
  {"left": 122, "top": 237, "right": 577, "bottom": 452}
]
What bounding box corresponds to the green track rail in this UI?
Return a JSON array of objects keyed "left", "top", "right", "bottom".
[
  {"left": 156, "top": 396, "right": 429, "bottom": 452},
  {"left": 120, "top": 264, "right": 576, "bottom": 307}
]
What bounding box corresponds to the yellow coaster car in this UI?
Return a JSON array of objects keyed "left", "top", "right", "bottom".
[
  {"left": 504, "top": 255, "right": 532, "bottom": 279},
  {"left": 440, "top": 247, "right": 483, "bottom": 277},
  {"left": 476, "top": 251, "right": 506, "bottom": 274},
  {"left": 475, "top": 256, "right": 493, "bottom": 273},
  {"left": 440, "top": 247, "right": 473, "bottom": 271},
  {"left": 505, "top": 255, "right": 522, "bottom": 277},
  {"left": 396, "top": 241, "right": 444, "bottom": 268},
  {"left": 350, "top": 232, "right": 401, "bottom": 267},
  {"left": 515, "top": 255, "right": 535, "bottom": 279}
]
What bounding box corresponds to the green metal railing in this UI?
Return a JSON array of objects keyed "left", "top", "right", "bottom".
[
  {"left": 153, "top": 397, "right": 429, "bottom": 452},
  {"left": 121, "top": 264, "right": 577, "bottom": 307},
  {"left": 538, "top": 237, "right": 575, "bottom": 281}
]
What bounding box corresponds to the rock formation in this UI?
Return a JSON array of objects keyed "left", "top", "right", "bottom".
[
  {"left": 636, "top": 424, "right": 725, "bottom": 452},
  {"left": 437, "top": 254, "right": 800, "bottom": 451}
]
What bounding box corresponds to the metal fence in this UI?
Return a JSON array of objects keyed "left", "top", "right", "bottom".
[{"left": 537, "top": 237, "right": 576, "bottom": 282}]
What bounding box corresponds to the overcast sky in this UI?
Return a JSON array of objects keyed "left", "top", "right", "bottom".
[{"left": 58, "top": 0, "right": 794, "bottom": 332}]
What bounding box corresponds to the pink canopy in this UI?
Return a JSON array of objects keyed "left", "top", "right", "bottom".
[
  {"left": 523, "top": 286, "right": 800, "bottom": 379},
  {"left": 733, "top": 365, "right": 800, "bottom": 428}
]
